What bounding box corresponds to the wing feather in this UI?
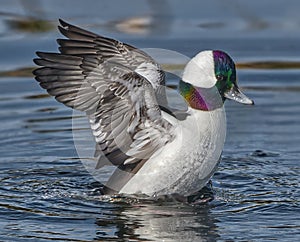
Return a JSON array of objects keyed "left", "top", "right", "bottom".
[{"left": 33, "top": 19, "right": 175, "bottom": 193}]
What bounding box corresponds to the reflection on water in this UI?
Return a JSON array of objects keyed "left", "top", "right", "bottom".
[
  {"left": 0, "top": 0, "right": 300, "bottom": 241},
  {"left": 95, "top": 202, "right": 219, "bottom": 241}
]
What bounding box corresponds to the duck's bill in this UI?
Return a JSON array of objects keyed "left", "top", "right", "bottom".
[{"left": 224, "top": 85, "right": 254, "bottom": 105}]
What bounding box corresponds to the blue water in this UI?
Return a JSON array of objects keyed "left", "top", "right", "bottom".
[{"left": 0, "top": 1, "right": 299, "bottom": 241}]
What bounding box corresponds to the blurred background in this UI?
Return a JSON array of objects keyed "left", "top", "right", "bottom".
[
  {"left": 1, "top": 0, "right": 300, "bottom": 70},
  {"left": 0, "top": 0, "right": 299, "bottom": 241}
]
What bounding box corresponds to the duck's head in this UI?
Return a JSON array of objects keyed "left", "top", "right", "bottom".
[{"left": 180, "top": 50, "right": 254, "bottom": 110}]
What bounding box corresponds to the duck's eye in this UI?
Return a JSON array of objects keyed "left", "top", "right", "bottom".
[{"left": 216, "top": 74, "right": 225, "bottom": 81}]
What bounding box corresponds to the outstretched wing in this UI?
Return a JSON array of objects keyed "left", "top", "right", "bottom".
[{"left": 33, "top": 19, "right": 175, "bottom": 192}]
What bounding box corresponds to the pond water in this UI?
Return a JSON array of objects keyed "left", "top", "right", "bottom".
[{"left": 0, "top": 0, "right": 299, "bottom": 241}]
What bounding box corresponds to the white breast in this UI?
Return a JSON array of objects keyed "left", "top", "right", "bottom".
[{"left": 120, "top": 107, "right": 226, "bottom": 196}]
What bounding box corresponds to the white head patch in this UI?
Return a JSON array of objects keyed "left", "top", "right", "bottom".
[{"left": 182, "top": 50, "right": 217, "bottom": 88}]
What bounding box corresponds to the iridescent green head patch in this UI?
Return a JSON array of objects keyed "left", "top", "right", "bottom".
[{"left": 213, "top": 50, "right": 236, "bottom": 98}]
